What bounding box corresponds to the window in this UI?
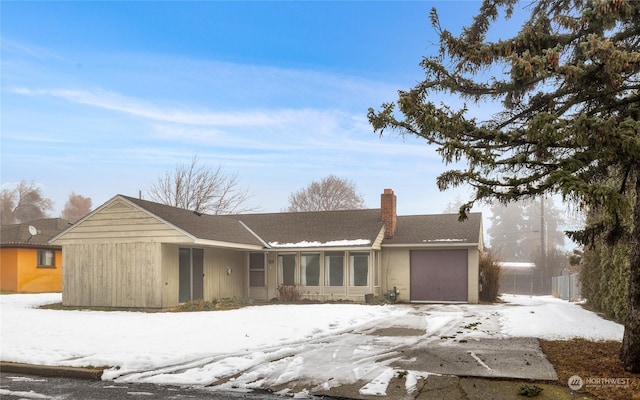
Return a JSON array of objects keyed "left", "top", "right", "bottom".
[
  {"left": 350, "top": 252, "right": 369, "bottom": 286},
  {"left": 37, "top": 249, "right": 55, "bottom": 267},
  {"left": 325, "top": 252, "right": 344, "bottom": 286},
  {"left": 179, "top": 248, "right": 204, "bottom": 303},
  {"left": 301, "top": 253, "right": 320, "bottom": 286},
  {"left": 278, "top": 253, "right": 296, "bottom": 285}
]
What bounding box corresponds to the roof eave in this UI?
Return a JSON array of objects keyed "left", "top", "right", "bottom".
[
  {"left": 266, "top": 245, "right": 374, "bottom": 252},
  {"left": 381, "top": 242, "right": 480, "bottom": 248},
  {"left": 0, "top": 243, "right": 62, "bottom": 250},
  {"left": 192, "top": 238, "right": 265, "bottom": 251}
]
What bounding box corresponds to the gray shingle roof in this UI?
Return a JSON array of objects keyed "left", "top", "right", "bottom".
[
  {"left": 1, "top": 218, "right": 72, "bottom": 247},
  {"left": 118, "top": 195, "right": 481, "bottom": 249},
  {"left": 238, "top": 209, "right": 384, "bottom": 247},
  {"left": 382, "top": 213, "right": 482, "bottom": 246},
  {"left": 122, "top": 196, "right": 264, "bottom": 246}
]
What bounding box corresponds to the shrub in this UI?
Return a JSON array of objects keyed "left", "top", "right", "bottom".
[
  {"left": 173, "top": 298, "right": 250, "bottom": 312},
  {"left": 278, "top": 284, "right": 301, "bottom": 302},
  {"left": 479, "top": 251, "right": 501, "bottom": 302},
  {"left": 518, "top": 384, "right": 543, "bottom": 397}
]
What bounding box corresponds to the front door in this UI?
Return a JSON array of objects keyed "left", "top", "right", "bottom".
[
  {"left": 179, "top": 248, "right": 204, "bottom": 303},
  {"left": 248, "top": 252, "right": 267, "bottom": 300}
]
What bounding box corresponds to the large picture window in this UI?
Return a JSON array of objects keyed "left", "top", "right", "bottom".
[
  {"left": 325, "top": 252, "right": 344, "bottom": 286},
  {"left": 350, "top": 252, "right": 369, "bottom": 286},
  {"left": 278, "top": 253, "right": 297, "bottom": 285},
  {"left": 37, "top": 249, "right": 55, "bottom": 267},
  {"left": 301, "top": 253, "right": 320, "bottom": 286}
]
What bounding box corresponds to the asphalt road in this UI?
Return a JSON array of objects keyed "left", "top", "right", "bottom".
[{"left": 0, "top": 372, "right": 329, "bottom": 400}]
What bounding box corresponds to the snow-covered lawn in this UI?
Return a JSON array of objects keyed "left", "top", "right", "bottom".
[{"left": 0, "top": 293, "right": 623, "bottom": 395}]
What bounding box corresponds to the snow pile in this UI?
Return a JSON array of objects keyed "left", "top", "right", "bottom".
[
  {"left": 0, "top": 293, "right": 624, "bottom": 395},
  {"left": 268, "top": 239, "right": 370, "bottom": 248},
  {"left": 500, "top": 295, "right": 623, "bottom": 341}
]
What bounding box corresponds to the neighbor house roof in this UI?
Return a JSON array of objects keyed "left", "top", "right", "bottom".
[{"left": 1, "top": 218, "right": 72, "bottom": 248}]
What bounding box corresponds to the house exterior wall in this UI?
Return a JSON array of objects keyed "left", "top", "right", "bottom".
[
  {"left": 161, "top": 244, "right": 179, "bottom": 308},
  {"left": 160, "top": 245, "right": 248, "bottom": 308},
  {"left": 0, "top": 247, "right": 62, "bottom": 293},
  {"left": 381, "top": 247, "right": 479, "bottom": 304},
  {"left": 381, "top": 248, "right": 410, "bottom": 300},
  {"left": 204, "top": 247, "right": 247, "bottom": 299},
  {"left": 62, "top": 242, "right": 163, "bottom": 308},
  {"left": 56, "top": 199, "right": 192, "bottom": 308},
  {"left": 467, "top": 249, "right": 480, "bottom": 304},
  {"left": 0, "top": 248, "right": 19, "bottom": 292}
]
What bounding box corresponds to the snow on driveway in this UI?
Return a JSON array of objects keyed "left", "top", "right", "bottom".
[{"left": 0, "top": 293, "right": 623, "bottom": 395}]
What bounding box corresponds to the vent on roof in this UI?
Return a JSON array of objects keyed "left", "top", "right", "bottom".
[{"left": 193, "top": 211, "right": 203, "bottom": 217}]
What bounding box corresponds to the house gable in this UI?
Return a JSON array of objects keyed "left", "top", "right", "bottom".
[{"left": 51, "top": 196, "right": 193, "bottom": 245}]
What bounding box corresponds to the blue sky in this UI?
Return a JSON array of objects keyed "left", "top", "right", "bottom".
[{"left": 1, "top": 1, "right": 514, "bottom": 216}]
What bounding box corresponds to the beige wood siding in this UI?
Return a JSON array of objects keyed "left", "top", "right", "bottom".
[
  {"left": 161, "top": 244, "right": 179, "bottom": 308},
  {"left": 54, "top": 200, "right": 190, "bottom": 245},
  {"left": 203, "top": 248, "right": 246, "bottom": 299},
  {"left": 381, "top": 248, "right": 411, "bottom": 301},
  {"left": 62, "top": 242, "right": 162, "bottom": 308},
  {"left": 467, "top": 249, "right": 480, "bottom": 303},
  {"left": 159, "top": 246, "right": 248, "bottom": 306}
]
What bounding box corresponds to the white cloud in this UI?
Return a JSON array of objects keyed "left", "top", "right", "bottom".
[{"left": 11, "top": 87, "right": 297, "bottom": 127}]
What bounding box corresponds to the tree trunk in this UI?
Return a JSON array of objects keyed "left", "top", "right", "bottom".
[{"left": 621, "top": 174, "right": 640, "bottom": 372}]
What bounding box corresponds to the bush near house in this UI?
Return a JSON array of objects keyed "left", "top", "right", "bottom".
[
  {"left": 479, "top": 251, "right": 501, "bottom": 302},
  {"left": 277, "top": 285, "right": 301, "bottom": 302},
  {"left": 173, "top": 298, "right": 251, "bottom": 312}
]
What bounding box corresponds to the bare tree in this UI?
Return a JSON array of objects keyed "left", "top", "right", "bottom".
[
  {"left": 0, "top": 180, "right": 54, "bottom": 224},
  {"left": 61, "top": 192, "right": 93, "bottom": 223},
  {"left": 0, "top": 189, "right": 16, "bottom": 225},
  {"left": 147, "top": 156, "right": 256, "bottom": 215},
  {"left": 287, "top": 175, "right": 365, "bottom": 212}
]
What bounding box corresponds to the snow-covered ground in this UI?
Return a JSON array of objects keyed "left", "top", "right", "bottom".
[{"left": 0, "top": 293, "right": 623, "bottom": 396}]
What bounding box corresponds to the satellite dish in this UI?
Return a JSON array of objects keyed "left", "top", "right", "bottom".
[{"left": 28, "top": 225, "right": 37, "bottom": 236}]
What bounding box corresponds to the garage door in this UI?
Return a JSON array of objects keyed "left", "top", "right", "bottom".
[{"left": 410, "top": 249, "right": 468, "bottom": 302}]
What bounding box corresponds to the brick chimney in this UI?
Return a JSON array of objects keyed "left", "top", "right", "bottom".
[{"left": 381, "top": 189, "right": 397, "bottom": 238}]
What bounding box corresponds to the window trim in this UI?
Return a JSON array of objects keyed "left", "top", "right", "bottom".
[
  {"left": 278, "top": 253, "right": 297, "bottom": 286},
  {"left": 325, "top": 251, "right": 345, "bottom": 287},
  {"left": 349, "top": 251, "right": 370, "bottom": 287},
  {"left": 300, "top": 252, "right": 320, "bottom": 287},
  {"left": 37, "top": 249, "right": 56, "bottom": 268}
]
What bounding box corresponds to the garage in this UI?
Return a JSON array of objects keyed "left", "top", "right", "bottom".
[{"left": 410, "top": 249, "right": 468, "bottom": 302}]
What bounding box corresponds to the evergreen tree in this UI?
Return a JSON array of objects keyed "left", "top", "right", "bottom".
[{"left": 369, "top": 0, "right": 640, "bottom": 370}]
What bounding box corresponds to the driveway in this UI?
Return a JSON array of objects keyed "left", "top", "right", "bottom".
[{"left": 112, "top": 302, "right": 557, "bottom": 396}]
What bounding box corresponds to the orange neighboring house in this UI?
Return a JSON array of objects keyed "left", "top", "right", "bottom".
[{"left": 0, "top": 218, "right": 71, "bottom": 293}]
